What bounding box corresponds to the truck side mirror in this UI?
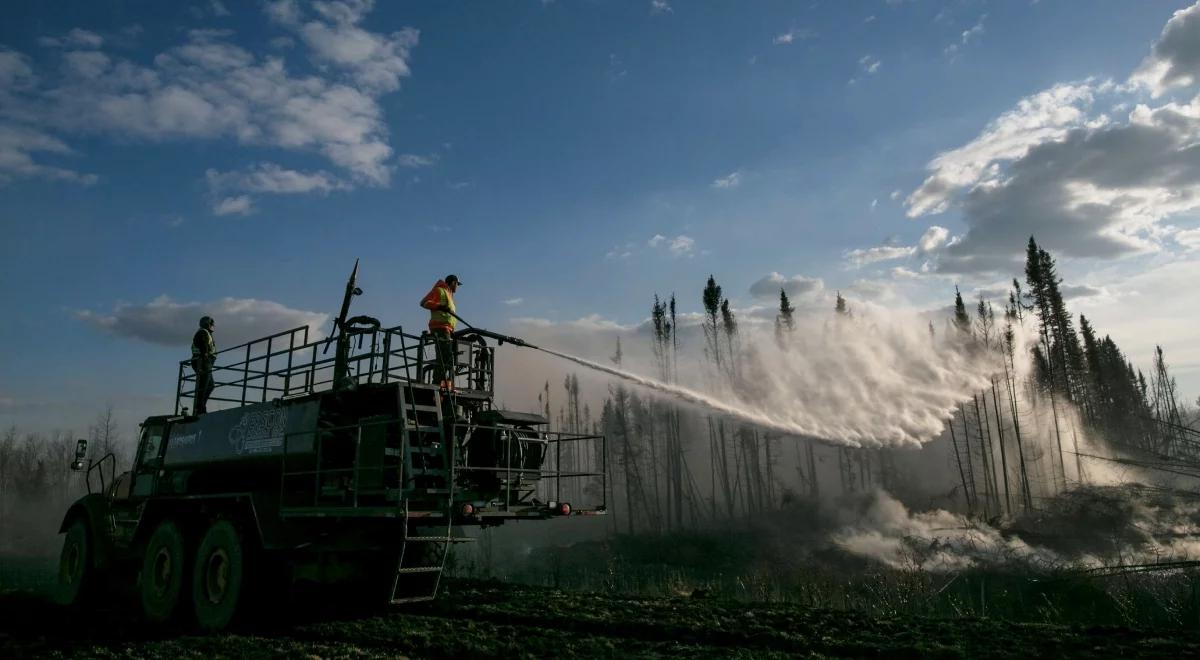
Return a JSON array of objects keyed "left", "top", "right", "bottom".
[{"left": 71, "top": 439, "right": 87, "bottom": 471}]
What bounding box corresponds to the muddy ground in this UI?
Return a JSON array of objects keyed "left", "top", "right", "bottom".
[{"left": 2, "top": 578, "right": 1199, "bottom": 659}]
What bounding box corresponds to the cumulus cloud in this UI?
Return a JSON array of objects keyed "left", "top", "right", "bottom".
[
  {"left": 0, "top": 124, "right": 97, "bottom": 185},
  {"left": 845, "top": 244, "right": 915, "bottom": 267},
  {"left": 650, "top": 0, "right": 672, "bottom": 15},
  {"left": 899, "top": 5, "right": 1200, "bottom": 274},
  {"left": 396, "top": 153, "right": 436, "bottom": 168},
  {"left": 213, "top": 195, "right": 253, "bottom": 216},
  {"left": 749, "top": 272, "right": 824, "bottom": 300},
  {"left": 844, "top": 226, "right": 951, "bottom": 268},
  {"left": 905, "top": 82, "right": 1099, "bottom": 218},
  {"left": 204, "top": 162, "right": 350, "bottom": 212},
  {"left": 76, "top": 295, "right": 329, "bottom": 347},
  {"left": 2, "top": 2, "right": 416, "bottom": 187},
  {"left": 859, "top": 54, "right": 881, "bottom": 74},
  {"left": 647, "top": 234, "right": 696, "bottom": 257},
  {"left": 37, "top": 28, "right": 104, "bottom": 49},
  {"left": 917, "top": 225, "right": 951, "bottom": 252},
  {"left": 711, "top": 170, "right": 741, "bottom": 188},
  {"left": 266, "top": 0, "right": 418, "bottom": 94},
  {"left": 1131, "top": 2, "right": 1200, "bottom": 97}
]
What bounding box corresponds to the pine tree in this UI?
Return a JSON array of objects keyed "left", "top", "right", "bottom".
[
  {"left": 702, "top": 276, "right": 724, "bottom": 370},
  {"left": 775, "top": 288, "right": 796, "bottom": 347},
  {"left": 835, "top": 291, "right": 849, "bottom": 316},
  {"left": 953, "top": 286, "right": 971, "bottom": 336}
]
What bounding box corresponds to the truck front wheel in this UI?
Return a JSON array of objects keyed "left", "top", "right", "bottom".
[
  {"left": 191, "top": 520, "right": 244, "bottom": 631},
  {"left": 140, "top": 520, "right": 187, "bottom": 623},
  {"left": 57, "top": 518, "right": 93, "bottom": 607}
]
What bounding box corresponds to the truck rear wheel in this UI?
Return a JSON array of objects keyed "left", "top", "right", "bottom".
[
  {"left": 57, "top": 518, "right": 93, "bottom": 607},
  {"left": 140, "top": 520, "right": 187, "bottom": 623},
  {"left": 191, "top": 520, "right": 245, "bottom": 631}
]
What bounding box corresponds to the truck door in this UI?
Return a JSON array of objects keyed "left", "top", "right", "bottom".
[{"left": 131, "top": 422, "right": 168, "bottom": 498}]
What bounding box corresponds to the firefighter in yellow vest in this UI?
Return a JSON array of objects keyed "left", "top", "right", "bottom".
[
  {"left": 420, "top": 274, "right": 461, "bottom": 391},
  {"left": 191, "top": 315, "right": 217, "bottom": 413}
]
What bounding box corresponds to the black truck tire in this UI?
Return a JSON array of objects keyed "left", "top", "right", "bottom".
[
  {"left": 191, "top": 520, "right": 245, "bottom": 631},
  {"left": 140, "top": 520, "right": 187, "bottom": 623},
  {"left": 56, "top": 518, "right": 93, "bottom": 607}
]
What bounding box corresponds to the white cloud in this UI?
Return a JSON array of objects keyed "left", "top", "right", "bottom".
[
  {"left": 3, "top": 2, "right": 416, "bottom": 188},
  {"left": 267, "top": 0, "right": 419, "bottom": 94},
  {"left": 503, "top": 298, "right": 524, "bottom": 306},
  {"left": 844, "top": 225, "right": 952, "bottom": 268},
  {"left": 773, "top": 28, "right": 815, "bottom": 45},
  {"left": 945, "top": 14, "right": 987, "bottom": 60},
  {"left": 918, "top": 225, "right": 950, "bottom": 252},
  {"left": 1177, "top": 228, "right": 1200, "bottom": 250},
  {"left": 749, "top": 272, "right": 824, "bottom": 300},
  {"left": 0, "top": 124, "right": 97, "bottom": 185},
  {"left": 668, "top": 235, "right": 695, "bottom": 256},
  {"left": 76, "top": 295, "right": 328, "bottom": 347},
  {"left": 37, "top": 28, "right": 104, "bottom": 50},
  {"left": 396, "top": 153, "right": 436, "bottom": 168},
  {"left": 904, "top": 63, "right": 1200, "bottom": 272},
  {"left": 845, "top": 245, "right": 915, "bottom": 267},
  {"left": 213, "top": 195, "right": 253, "bottom": 216},
  {"left": 204, "top": 163, "right": 349, "bottom": 212},
  {"left": 647, "top": 234, "right": 666, "bottom": 247},
  {"left": 905, "top": 82, "right": 1098, "bottom": 218},
  {"left": 711, "top": 171, "right": 741, "bottom": 188},
  {"left": 859, "top": 55, "right": 881, "bottom": 74},
  {"left": 650, "top": 0, "right": 672, "bottom": 15},
  {"left": 961, "top": 14, "right": 987, "bottom": 45},
  {"left": 1131, "top": 2, "right": 1200, "bottom": 97}
]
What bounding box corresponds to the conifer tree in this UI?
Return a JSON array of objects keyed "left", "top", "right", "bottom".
[
  {"left": 775, "top": 288, "right": 796, "bottom": 347},
  {"left": 953, "top": 286, "right": 971, "bottom": 336}
]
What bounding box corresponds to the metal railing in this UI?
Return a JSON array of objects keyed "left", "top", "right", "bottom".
[
  {"left": 175, "top": 325, "right": 495, "bottom": 414},
  {"left": 276, "top": 417, "right": 606, "bottom": 515}
]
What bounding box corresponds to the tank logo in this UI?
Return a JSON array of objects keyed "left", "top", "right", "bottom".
[{"left": 228, "top": 408, "right": 289, "bottom": 455}]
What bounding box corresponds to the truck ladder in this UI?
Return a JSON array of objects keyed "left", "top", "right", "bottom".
[{"left": 390, "top": 383, "right": 470, "bottom": 603}]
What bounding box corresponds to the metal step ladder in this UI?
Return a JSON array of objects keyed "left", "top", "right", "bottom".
[
  {"left": 389, "top": 502, "right": 476, "bottom": 603},
  {"left": 390, "top": 382, "right": 464, "bottom": 603},
  {"left": 399, "top": 384, "right": 451, "bottom": 495}
]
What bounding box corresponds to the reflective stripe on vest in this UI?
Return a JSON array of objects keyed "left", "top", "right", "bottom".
[
  {"left": 191, "top": 328, "right": 215, "bottom": 361},
  {"left": 428, "top": 283, "right": 456, "bottom": 332}
]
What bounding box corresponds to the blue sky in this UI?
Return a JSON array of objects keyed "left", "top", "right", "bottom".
[{"left": 4, "top": 0, "right": 1200, "bottom": 433}]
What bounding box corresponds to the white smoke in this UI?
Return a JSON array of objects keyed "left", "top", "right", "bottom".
[{"left": 831, "top": 484, "right": 1200, "bottom": 572}]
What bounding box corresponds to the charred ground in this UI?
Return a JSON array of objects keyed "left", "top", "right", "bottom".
[{"left": 3, "top": 577, "right": 1200, "bottom": 659}]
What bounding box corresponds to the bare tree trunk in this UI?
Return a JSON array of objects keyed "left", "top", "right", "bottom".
[
  {"left": 948, "top": 418, "right": 973, "bottom": 513},
  {"left": 959, "top": 405, "right": 979, "bottom": 513},
  {"left": 974, "top": 394, "right": 998, "bottom": 515},
  {"left": 991, "top": 378, "right": 1012, "bottom": 516}
]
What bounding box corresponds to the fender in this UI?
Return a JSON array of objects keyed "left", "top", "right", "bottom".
[
  {"left": 133, "top": 493, "right": 268, "bottom": 551},
  {"left": 58, "top": 493, "right": 114, "bottom": 569}
]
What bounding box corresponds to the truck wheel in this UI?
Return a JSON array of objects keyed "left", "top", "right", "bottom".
[
  {"left": 57, "top": 518, "right": 93, "bottom": 607},
  {"left": 191, "top": 520, "right": 244, "bottom": 631},
  {"left": 140, "top": 520, "right": 187, "bottom": 623}
]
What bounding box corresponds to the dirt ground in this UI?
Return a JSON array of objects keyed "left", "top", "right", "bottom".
[{"left": 2, "top": 578, "right": 1199, "bottom": 659}]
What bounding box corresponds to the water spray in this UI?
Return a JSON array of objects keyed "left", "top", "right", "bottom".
[{"left": 452, "top": 311, "right": 830, "bottom": 443}]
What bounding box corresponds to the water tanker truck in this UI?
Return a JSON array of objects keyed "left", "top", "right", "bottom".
[{"left": 55, "top": 263, "right": 606, "bottom": 630}]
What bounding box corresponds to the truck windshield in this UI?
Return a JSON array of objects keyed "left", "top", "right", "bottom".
[{"left": 137, "top": 427, "right": 164, "bottom": 470}]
